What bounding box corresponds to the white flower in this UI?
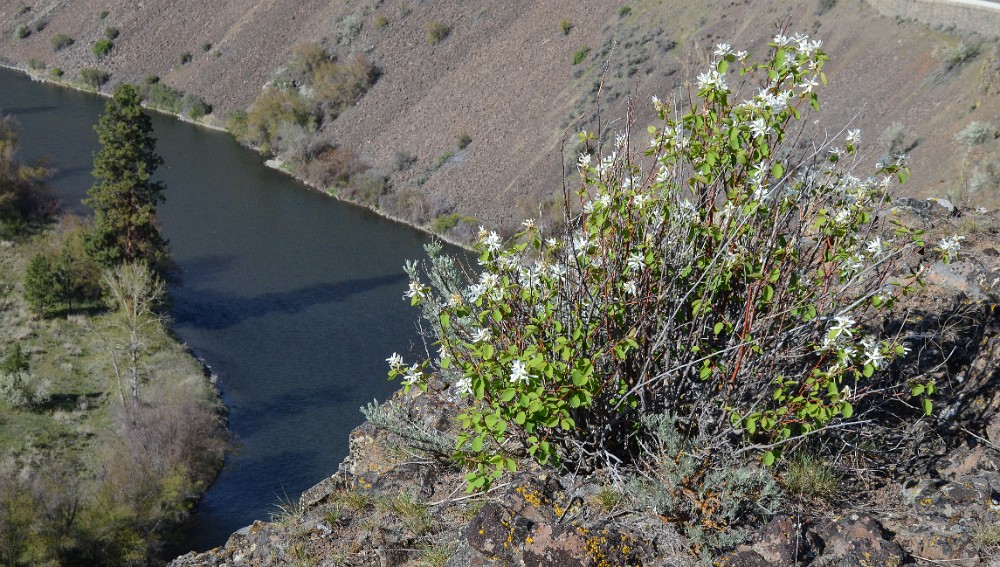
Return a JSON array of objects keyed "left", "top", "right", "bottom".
[
  {"left": 749, "top": 118, "right": 768, "bottom": 139},
  {"left": 454, "top": 376, "right": 473, "bottom": 397},
  {"left": 482, "top": 231, "right": 502, "bottom": 252},
  {"left": 938, "top": 234, "right": 964, "bottom": 258},
  {"left": 386, "top": 352, "right": 404, "bottom": 371},
  {"left": 866, "top": 237, "right": 884, "bottom": 257},
  {"left": 470, "top": 327, "right": 492, "bottom": 343},
  {"left": 596, "top": 194, "right": 612, "bottom": 208},
  {"left": 862, "top": 337, "right": 886, "bottom": 369},
  {"left": 578, "top": 153, "right": 592, "bottom": 168},
  {"left": 402, "top": 364, "right": 422, "bottom": 387},
  {"left": 714, "top": 43, "right": 732, "bottom": 57},
  {"left": 623, "top": 280, "right": 638, "bottom": 296},
  {"left": 842, "top": 254, "right": 864, "bottom": 273},
  {"left": 522, "top": 218, "right": 536, "bottom": 229},
  {"left": 634, "top": 193, "right": 650, "bottom": 209},
  {"left": 774, "top": 34, "right": 790, "bottom": 46},
  {"left": 696, "top": 69, "right": 728, "bottom": 92},
  {"left": 830, "top": 315, "right": 855, "bottom": 339},
  {"left": 510, "top": 359, "right": 531, "bottom": 385},
  {"left": 735, "top": 50, "right": 749, "bottom": 61},
  {"left": 404, "top": 280, "right": 427, "bottom": 301},
  {"left": 846, "top": 129, "right": 861, "bottom": 145},
  {"left": 627, "top": 251, "right": 646, "bottom": 273},
  {"left": 798, "top": 77, "right": 819, "bottom": 93}
]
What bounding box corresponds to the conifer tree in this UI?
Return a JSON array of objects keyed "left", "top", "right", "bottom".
[{"left": 85, "top": 84, "right": 169, "bottom": 271}]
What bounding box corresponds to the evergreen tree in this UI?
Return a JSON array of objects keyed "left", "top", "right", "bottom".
[
  {"left": 24, "top": 253, "right": 58, "bottom": 317},
  {"left": 85, "top": 84, "right": 168, "bottom": 271}
]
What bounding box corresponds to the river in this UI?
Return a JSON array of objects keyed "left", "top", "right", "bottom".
[{"left": 0, "top": 69, "right": 445, "bottom": 553}]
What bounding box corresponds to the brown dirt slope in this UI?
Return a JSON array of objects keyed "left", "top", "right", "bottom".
[{"left": 1, "top": 1, "right": 999, "bottom": 231}]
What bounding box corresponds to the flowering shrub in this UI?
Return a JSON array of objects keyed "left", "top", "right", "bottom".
[{"left": 390, "top": 34, "right": 955, "bottom": 490}]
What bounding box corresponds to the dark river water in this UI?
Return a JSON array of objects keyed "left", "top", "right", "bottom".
[{"left": 0, "top": 69, "right": 444, "bottom": 553}]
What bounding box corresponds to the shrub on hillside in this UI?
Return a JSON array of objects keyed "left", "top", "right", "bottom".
[
  {"left": 80, "top": 67, "right": 109, "bottom": 88},
  {"left": 955, "top": 121, "right": 995, "bottom": 147},
  {"left": 51, "top": 34, "right": 74, "bottom": 52},
  {"left": 92, "top": 39, "right": 113, "bottom": 59},
  {"left": 183, "top": 93, "right": 211, "bottom": 119},
  {"left": 300, "top": 144, "right": 367, "bottom": 189},
  {"left": 391, "top": 34, "right": 939, "bottom": 516},
  {"left": 230, "top": 86, "right": 316, "bottom": 154},
  {"left": 425, "top": 21, "right": 450, "bottom": 45}
]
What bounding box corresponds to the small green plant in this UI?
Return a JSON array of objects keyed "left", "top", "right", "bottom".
[
  {"left": 33, "top": 19, "right": 45, "bottom": 32},
  {"left": 27, "top": 58, "right": 44, "bottom": 71},
  {"left": 51, "top": 33, "right": 74, "bottom": 52},
  {"left": 15, "top": 3, "right": 29, "bottom": 16},
  {"left": 179, "top": 51, "right": 192, "bottom": 65},
  {"left": 955, "top": 121, "right": 995, "bottom": 147},
  {"left": 269, "top": 493, "right": 306, "bottom": 526},
  {"left": 14, "top": 25, "right": 29, "bottom": 39},
  {"left": 618, "top": 5, "right": 632, "bottom": 17},
  {"left": 92, "top": 39, "right": 114, "bottom": 59},
  {"left": 104, "top": 26, "right": 119, "bottom": 40},
  {"left": 420, "top": 543, "right": 456, "bottom": 567},
  {"left": 378, "top": 492, "right": 435, "bottom": 535},
  {"left": 596, "top": 486, "right": 624, "bottom": 511},
  {"left": 426, "top": 21, "right": 450, "bottom": 44},
  {"left": 201, "top": 41, "right": 212, "bottom": 52},
  {"left": 560, "top": 19, "right": 573, "bottom": 35},
  {"left": 974, "top": 518, "right": 1000, "bottom": 550},
  {"left": 80, "top": 67, "right": 109, "bottom": 88},
  {"left": 98, "top": 9, "right": 109, "bottom": 19},
  {"left": 49, "top": 67, "right": 63, "bottom": 79},
  {"left": 373, "top": 14, "right": 389, "bottom": 29},
  {"left": 458, "top": 132, "right": 472, "bottom": 150},
  {"left": 572, "top": 46, "right": 590, "bottom": 65},
  {"left": 782, "top": 452, "right": 839, "bottom": 500}
]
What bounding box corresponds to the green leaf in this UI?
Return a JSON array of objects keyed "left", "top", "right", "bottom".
[
  {"left": 484, "top": 413, "right": 499, "bottom": 430},
  {"left": 500, "top": 388, "right": 516, "bottom": 402},
  {"left": 763, "top": 451, "right": 775, "bottom": 466},
  {"left": 439, "top": 312, "right": 450, "bottom": 330},
  {"left": 471, "top": 436, "right": 484, "bottom": 452},
  {"left": 841, "top": 402, "right": 854, "bottom": 418},
  {"left": 761, "top": 285, "right": 774, "bottom": 303},
  {"left": 911, "top": 384, "right": 925, "bottom": 397},
  {"left": 923, "top": 398, "right": 933, "bottom": 416},
  {"left": 713, "top": 322, "right": 724, "bottom": 335},
  {"left": 771, "top": 162, "right": 784, "bottom": 179},
  {"left": 863, "top": 363, "right": 874, "bottom": 378}
]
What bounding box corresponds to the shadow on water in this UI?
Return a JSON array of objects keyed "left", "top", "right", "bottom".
[
  {"left": 171, "top": 273, "right": 407, "bottom": 330},
  {"left": 1, "top": 104, "right": 58, "bottom": 116}
]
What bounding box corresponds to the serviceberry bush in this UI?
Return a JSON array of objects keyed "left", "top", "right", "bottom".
[{"left": 390, "top": 33, "right": 953, "bottom": 491}]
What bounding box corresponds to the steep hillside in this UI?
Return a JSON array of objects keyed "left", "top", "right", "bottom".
[
  {"left": 1, "top": 0, "right": 999, "bottom": 237},
  {"left": 0, "top": 0, "right": 1000, "bottom": 235}
]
